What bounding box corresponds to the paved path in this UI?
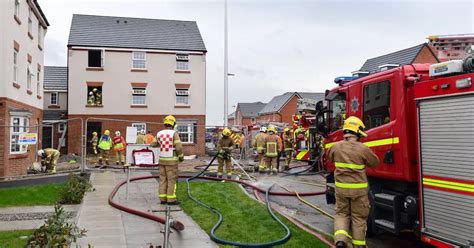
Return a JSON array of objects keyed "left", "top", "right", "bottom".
[
  {"left": 75, "top": 171, "right": 216, "bottom": 248},
  {"left": 0, "top": 205, "right": 79, "bottom": 231}
]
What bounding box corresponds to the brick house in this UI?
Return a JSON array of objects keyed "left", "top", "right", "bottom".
[
  {"left": 0, "top": 0, "right": 49, "bottom": 177},
  {"left": 352, "top": 43, "right": 439, "bottom": 77},
  {"left": 232, "top": 102, "right": 266, "bottom": 126},
  {"left": 257, "top": 92, "right": 324, "bottom": 124},
  {"left": 42, "top": 66, "right": 68, "bottom": 154},
  {"left": 67, "top": 14, "right": 207, "bottom": 156}
]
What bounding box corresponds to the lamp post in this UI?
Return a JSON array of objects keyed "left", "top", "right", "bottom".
[{"left": 223, "top": 0, "right": 229, "bottom": 127}]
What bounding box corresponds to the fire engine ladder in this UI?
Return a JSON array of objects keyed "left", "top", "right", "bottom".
[{"left": 373, "top": 191, "right": 404, "bottom": 234}]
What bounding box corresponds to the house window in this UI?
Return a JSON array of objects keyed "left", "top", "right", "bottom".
[
  {"left": 27, "top": 62, "right": 32, "bottom": 90},
  {"left": 87, "top": 86, "right": 102, "bottom": 106},
  {"left": 36, "top": 67, "right": 41, "bottom": 95},
  {"left": 132, "top": 123, "right": 146, "bottom": 133},
  {"left": 28, "top": 9, "right": 32, "bottom": 34},
  {"left": 38, "top": 24, "right": 42, "bottom": 46},
  {"left": 132, "top": 88, "right": 146, "bottom": 105},
  {"left": 14, "top": 0, "right": 20, "bottom": 17},
  {"left": 176, "top": 54, "right": 189, "bottom": 71},
  {"left": 10, "top": 116, "right": 29, "bottom": 154},
  {"left": 363, "top": 80, "right": 391, "bottom": 130},
  {"left": 13, "top": 50, "right": 18, "bottom": 82},
  {"left": 50, "top": 92, "right": 58, "bottom": 105},
  {"left": 177, "top": 122, "right": 196, "bottom": 144},
  {"left": 58, "top": 123, "right": 66, "bottom": 133},
  {"left": 176, "top": 89, "right": 189, "bottom": 105},
  {"left": 132, "top": 52, "right": 146, "bottom": 69},
  {"left": 88, "top": 50, "right": 103, "bottom": 67}
]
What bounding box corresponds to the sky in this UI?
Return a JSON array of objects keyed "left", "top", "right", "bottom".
[{"left": 40, "top": 0, "right": 474, "bottom": 125}]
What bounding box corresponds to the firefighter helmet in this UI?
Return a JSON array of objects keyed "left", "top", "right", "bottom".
[
  {"left": 267, "top": 125, "right": 277, "bottom": 133},
  {"left": 92, "top": 88, "right": 98, "bottom": 92},
  {"left": 104, "top": 130, "right": 110, "bottom": 136},
  {"left": 260, "top": 126, "right": 267, "bottom": 133},
  {"left": 115, "top": 131, "right": 121, "bottom": 136},
  {"left": 92, "top": 131, "right": 98, "bottom": 136},
  {"left": 164, "top": 115, "right": 176, "bottom": 127},
  {"left": 222, "top": 128, "right": 232, "bottom": 137},
  {"left": 284, "top": 127, "right": 290, "bottom": 133},
  {"left": 343, "top": 116, "right": 367, "bottom": 137},
  {"left": 37, "top": 149, "right": 45, "bottom": 157}
]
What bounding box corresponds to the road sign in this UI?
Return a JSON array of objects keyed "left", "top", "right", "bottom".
[{"left": 19, "top": 133, "right": 38, "bottom": 145}]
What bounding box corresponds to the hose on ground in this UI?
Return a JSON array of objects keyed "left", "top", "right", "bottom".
[{"left": 186, "top": 156, "right": 292, "bottom": 247}]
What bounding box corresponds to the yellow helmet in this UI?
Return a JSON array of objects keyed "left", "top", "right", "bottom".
[
  {"left": 343, "top": 116, "right": 367, "bottom": 137},
  {"left": 104, "top": 130, "right": 110, "bottom": 136},
  {"left": 93, "top": 88, "right": 98, "bottom": 92},
  {"left": 164, "top": 115, "right": 176, "bottom": 126},
  {"left": 267, "top": 125, "right": 277, "bottom": 133},
  {"left": 222, "top": 128, "right": 232, "bottom": 137},
  {"left": 92, "top": 131, "right": 97, "bottom": 136},
  {"left": 284, "top": 127, "right": 290, "bottom": 133}
]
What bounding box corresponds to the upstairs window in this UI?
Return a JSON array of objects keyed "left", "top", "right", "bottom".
[
  {"left": 13, "top": 50, "right": 18, "bottom": 82},
  {"left": 176, "top": 89, "right": 189, "bottom": 105},
  {"left": 27, "top": 62, "right": 32, "bottom": 90},
  {"left": 176, "top": 54, "right": 189, "bottom": 71},
  {"left": 88, "top": 50, "right": 103, "bottom": 68},
  {"left": 50, "top": 92, "right": 58, "bottom": 105},
  {"left": 36, "top": 67, "right": 41, "bottom": 95},
  {"left": 132, "top": 88, "right": 146, "bottom": 105},
  {"left": 28, "top": 9, "right": 32, "bottom": 34},
  {"left": 38, "top": 24, "right": 42, "bottom": 47},
  {"left": 14, "top": 0, "right": 20, "bottom": 17},
  {"left": 86, "top": 86, "right": 102, "bottom": 106},
  {"left": 363, "top": 80, "right": 391, "bottom": 130},
  {"left": 132, "top": 52, "right": 146, "bottom": 69}
]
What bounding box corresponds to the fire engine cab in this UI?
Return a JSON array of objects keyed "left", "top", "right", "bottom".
[{"left": 316, "top": 49, "right": 474, "bottom": 247}]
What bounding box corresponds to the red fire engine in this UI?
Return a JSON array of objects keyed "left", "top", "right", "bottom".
[
  {"left": 316, "top": 51, "right": 474, "bottom": 247},
  {"left": 292, "top": 98, "right": 321, "bottom": 164}
]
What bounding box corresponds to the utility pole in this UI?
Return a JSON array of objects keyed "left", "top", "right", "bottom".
[{"left": 223, "top": 0, "right": 228, "bottom": 127}]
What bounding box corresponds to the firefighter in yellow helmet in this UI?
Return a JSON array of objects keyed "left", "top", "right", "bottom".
[
  {"left": 327, "top": 116, "right": 379, "bottom": 248},
  {"left": 38, "top": 148, "right": 60, "bottom": 173},
  {"left": 261, "top": 125, "right": 281, "bottom": 174},
  {"left": 282, "top": 127, "right": 294, "bottom": 170},
  {"left": 252, "top": 126, "right": 267, "bottom": 171},
  {"left": 98, "top": 130, "right": 113, "bottom": 165},
  {"left": 90, "top": 131, "right": 98, "bottom": 155},
  {"left": 152, "top": 115, "right": 184, "bottom": 205},
  {"left": 217, "top": 128, "right": 234, "bottom": 179}
]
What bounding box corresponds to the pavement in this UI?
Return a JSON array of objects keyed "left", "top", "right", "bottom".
[{"left": 74, "top": 170, "right": 217, "bottom": 248}]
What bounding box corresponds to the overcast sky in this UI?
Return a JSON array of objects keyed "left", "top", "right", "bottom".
[{"left": 40, "top": 0, "right": 473, "bottom": 125}]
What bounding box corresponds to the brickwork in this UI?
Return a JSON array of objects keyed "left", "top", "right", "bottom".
[
  {"left": 413, "top": 46, "right": 439, "bottom": 64},
  {"left": 68, "top": 114, "right": 206, "bottom": 157},
  {"left": 0, "top": 98, "right": 43, "bottom": 177},
  {"left": 257, "top": 95, "right": 298, "bottom": 125}
]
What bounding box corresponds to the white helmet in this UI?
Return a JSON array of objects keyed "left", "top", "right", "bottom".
[
  {"left": 140, "top": 129, "right": 146, "bottom": 135},
  {"left": 260, "top": 126, "right": 267, "bottom": 132},
  {"left": 115, "top": 131, "right": 121, "bottom": 136},
  {"left": 37, "top": 149, "right": 45, "bottom": 157}
]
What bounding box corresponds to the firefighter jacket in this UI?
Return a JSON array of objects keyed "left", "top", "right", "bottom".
[
  {"left": 277, "top": 135, "right": 283, "bottom": 153},
  {"left": 231, "top": 133, "right": 241, "bottom": 148},
  {"left": 44, "top": 148, "right": 60, "bottom": 164},
  {"left": 90, "top": 135, "right": 98, "bottom": 145},
  {"left": 253, "top": 132, "right": 267, "bottom": 154},
  {"left": 98, "top": 135, "right": 113, "bottom": 150},
  {"left": 113, "top": 136, "right": 126, "bottom": 151},
  {"left": 136, "top": 134, "right": 146, "bottom": 144},
  {"left": 217, "top": 136, "right": 234, "bottom": 159},
  {"left": 283, "top": 132, "right": 293, "bottom": 151},
  {"left": 264, "top": 133, "right": 281, "bottom": 158},
  {"left": 327, "top": 134, "right": 380, "bottom": 196},
  {"left": 152, "top": 128, "right": 183, "bottom": 166}
]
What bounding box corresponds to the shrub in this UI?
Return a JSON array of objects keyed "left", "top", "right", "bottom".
[
  {"left": 27, "top": 204, "right": 86, "bottom": 247},
  {"left": 58, "top": 173, "right": 92, "bottom": 204}
]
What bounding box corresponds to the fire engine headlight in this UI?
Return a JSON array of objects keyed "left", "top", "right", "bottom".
[{"left": 456, "top": 77, "right": 472, "bottom": 89}]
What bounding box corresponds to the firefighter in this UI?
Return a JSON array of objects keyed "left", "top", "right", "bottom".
[
  {"left": 87, "top": 91, "right": 96, "bottom": 106},
  {"left": 152, "top": 115, "right": 184, "bottom": 205},
  {"left": 276, "top": 130, "right": 283, "bottom": 171},
  {"left": 217, "top": 128, "right": 234, "bottom": 179},
  {"left": 252, "top": 126, "right": 267, "bottom": 171},
  {"left": 90, "top": 131, "right": 98, "bottom": 155},
  {"left": 283, "top": 127, "right": 294, "bottom": 170},
  {"left": 327, "top": 116, "right": 379, "bottom": 248},
  {"left": 136, "top": 129, "right": 146, "bottom": 144},
  {"left": 98, "top": 130, "right": 113, "bottom": 165},
  {"left": 113, "top": 131, "right": 126, "bottom": 165},
  {"left": 38, "top": 148, "right": 60, "bottom": 173},
  {"left": 261, "top": 125, "right": 280, "bottom": 174},
  {"left": 94, "top": 88, "right": 102, "bottom": 105},
  {"left": 145, "top": 130, "right": 155, "bottom": 145}
]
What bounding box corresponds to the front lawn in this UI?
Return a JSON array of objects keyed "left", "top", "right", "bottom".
[
  {"left": 177, "top": 181, "right": 329, "bottom": 247},
  {"left": 0, "top": 183, "right": 66, "bottom": 208},
  {"left": 0, "top": 229, "right": 32, "bottom": 248}
]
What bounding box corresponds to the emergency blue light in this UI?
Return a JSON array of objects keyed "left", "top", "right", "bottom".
[{"left": 334, "top": 76, "right": 358, "bottom": 85}]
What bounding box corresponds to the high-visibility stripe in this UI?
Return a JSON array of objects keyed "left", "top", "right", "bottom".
[
  {"left": 423, "top": 178, "right": 474, "bottom": 193},
  {"left": 160, "top": 157, "right": 178, "bottom": 161},
  {"left": 335, "top": 181, "right": 368, "bottom": 189},
  {"left": 159, "top": 194, "right": 167, "bottom": 198},
  {"left": 296, "top": 150, "right": 308, "bottom": 160},
  {"left": 174, "top": 140, "right": 181, "bottom": 144},
  {"left": 325, "top": 137, "right": 400, "bottom": 149},
  {"left": 335, "top": 162, "right": 365, "bottom": 170},
  {"left": 352, "top": 239, "right": 366, "bottom": 245},
  {"left": 167, "top": 184, "right": 177, "bottom": 199},
  {"left": 334, "top": 229, "right": 352, "bottom": 239}
]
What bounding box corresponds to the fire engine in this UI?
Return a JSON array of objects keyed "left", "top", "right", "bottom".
[
  {"left": 316, "top": 49, "right": 474, "bottom": 247},
  {"left": 292, "top": 99, "right": 321, "bottom": 165}
]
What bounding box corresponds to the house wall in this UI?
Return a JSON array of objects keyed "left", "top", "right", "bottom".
[
  {"left": 257, "top": 95, "right": 298, "bottom": 124},
  {"left": 43, "top": 91, "right": 67, "bottom": 110},
  {"left": 412, "top": 46, "right": 439, "bottom": 64}
]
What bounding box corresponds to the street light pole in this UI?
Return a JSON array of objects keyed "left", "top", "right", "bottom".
[{"left": 223, "top": 0, "right": 229, "bottom": 127}]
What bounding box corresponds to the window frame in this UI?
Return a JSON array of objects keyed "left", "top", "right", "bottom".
[
  {"left": 58, "top": 122, "right": 66, "bottom": 133},
  {"left": 27, "top": 62, "right": 32, "bottom": 90},
  {"left": 10, "top": 116, "right": 29, "bottom": 154},
  {"left": 176, "top": 54, "right": 189, "bottom": 71},
  {"left": 36, "top": 67, "right": 41, "bottom": 95},
  {"left": 88, "top": 49, "right": 104, "bottom": 68},
  {"left": 362, "top": 80, "right": 391, "bottom": 130},
  {"left": 50, "top": 92, "right": 58, "bottom": 105},
  {"left": 132, "top": 123, "right": 146, "bottom": 133},
  {"left": 132, "top": 51, "right": 146, "bottom": 69},
  {"left": 13, "top": 50, "right": 18, "bottom": 82},
  {"left": 131, "top": 87, "right": 146, "bottom": 106},
  {"left": 14, "top": 0, "right": 20, "bottom": 17},
  {"left": 28, "top": 9, "right": 32, "bottom": 34},
  {"left": 176, "top": 121, "right": 196, "bottom": 144},
  {"left": 175, "top": 88, "right": 190, "bottom": 105},
  {"left": 38, "top": 24, "right": 42, "bottom": 46}
]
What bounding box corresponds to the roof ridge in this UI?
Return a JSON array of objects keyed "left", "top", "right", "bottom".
[
  {"left": 72, "top": 14, "right": 197, "bottom": 24},
  {"left": 366, "top": 43, "right": 426, "bottom": 61}
]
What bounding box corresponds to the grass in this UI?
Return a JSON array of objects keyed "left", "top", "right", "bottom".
[
  {"left": 0, "top": 229, "right": 32, "bottom": 248},
  {"left": 176, "top": 181, "right": 329, "bottom": 248},
  {"left": 0, "top": 183, "right": 66, "bottom": 208}
]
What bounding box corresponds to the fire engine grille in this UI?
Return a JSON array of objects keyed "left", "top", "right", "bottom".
[{"left": 418, "top": 93, "right": 474, "bottom": 245}]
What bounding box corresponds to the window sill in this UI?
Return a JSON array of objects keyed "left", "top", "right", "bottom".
[
  {"left": 175, "top": 70, "right": 191, "bottom": 74},
  {"left": 38, "top": 44, "right": 43, "bottom": 51},
  {"left": 86, "top": 67, "right": 104, "bottom": 71},
  {"left": 37, "top": 95, "right": 42, "bottom": 99},
  {"left": 131, "top": 68, "right": 148, "bottom": 72},
  {"left": 28, "top": 32, "right": 34, "bottom": 40},
  {"left": 27, "top": 90, "right": 33, "bottom": 95},
  {"left": 48, "top": 105, "right": 60, "bottom": 109},
  {"left": 14, "top": 15, "right": 21, "bottom": 25},
  {"left": 13, "top": 82, "right": 21, "bottom": 89},
  {"left": 86, "top": 104, "right": 103, "bottom": 108},
  {"left": 131, "top": 105, "right": 147, "bottom": 108},
  {"left": 174, "top": 105, "right": 191, "bottom": 108},
  {"left": 9, "top": 153, "right": 28, "bottom": 159}
]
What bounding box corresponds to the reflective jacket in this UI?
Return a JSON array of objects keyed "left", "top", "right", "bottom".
[
  {"left": 136, "top": 134, "right": 146, "bottom": 144},
  {"left": 98, "top": 135, "right": 113, "bottom": 150},
  {"left": 283, "top": 132, "right": 293, "bottom": 151},
  {"left": 113, "top": 136, "right": 126, "bottom": 151},
  {"left": 153, "top": 128, "right": 183, "bottom": 166},
  {"left": 327, "top": 134, "right": 379, "bottom": 196},
  {"left": 217, "top": 136, "right": 234, "bottom": 159},
  {"left": 264, "top": 133, "right": 280, "bottom": 158},
  {"left": 253, "top": 132, "right": 267, "bottom": 153}
]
